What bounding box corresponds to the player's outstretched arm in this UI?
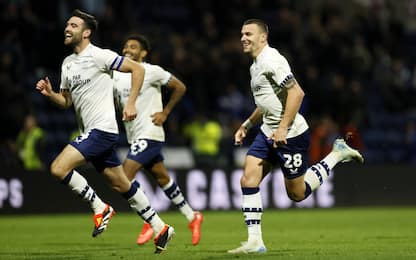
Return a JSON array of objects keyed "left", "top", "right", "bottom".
[
  {"left": 36, "top": 77, "right": 72, "bottom": 109},
  {"left": 151, "top": 76, "right": 186, "bottom": 126}
]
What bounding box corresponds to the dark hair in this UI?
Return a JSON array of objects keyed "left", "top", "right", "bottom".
[
  {"left": 125, "top": 34, "right": 151, "bottom": 52},
  {"left": 71, "top": 9, "right": 98, "bottom": 34},
  {"left": 243, "top": 19, "right": 269, "bottom": 35}
]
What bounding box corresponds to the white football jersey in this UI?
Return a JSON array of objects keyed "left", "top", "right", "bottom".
[
  {"left": 60, "top": 43, "right": 124, "bottom": 134},
  {"left": 113, "top": 63, "right": 171, "bottom": 143},
  {"left": 250, "top": 45, "right": 308, "bottom": 138}
]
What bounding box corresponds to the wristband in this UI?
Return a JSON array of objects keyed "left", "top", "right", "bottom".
[{"left": 242, "top": 119, "right": 253, "bottom": 130}]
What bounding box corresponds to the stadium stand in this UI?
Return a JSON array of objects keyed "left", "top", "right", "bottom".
[{"left": 2, "top": 0, "right": 416, "bottom": 167}]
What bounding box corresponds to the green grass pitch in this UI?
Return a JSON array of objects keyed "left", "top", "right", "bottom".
[{"left": 1, "top": 208, "right": 415, "bottom": 259}]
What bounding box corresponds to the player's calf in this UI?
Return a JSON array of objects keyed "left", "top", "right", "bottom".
[
  {"left": 285, "top": 177, "right": 308, "bottom": 202},
  {"left": 286, "top": 190, "right": 304, "bottom": 202}
]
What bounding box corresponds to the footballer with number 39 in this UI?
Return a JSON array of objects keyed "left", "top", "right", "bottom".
[{"left": 113, "top": 34, "right": 203, "bottom": 246}]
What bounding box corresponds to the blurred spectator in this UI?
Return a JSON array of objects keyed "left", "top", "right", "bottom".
[
  {"left": 341, "top": 123, "right": 366, "bottom": 152},
  {"left": 184, "top": 112, "right": 223, "bottom": 168},
  {"left": 69, "top": 129, "right": 80, "bottom": 142},
  {"left": 164, "top": 115, "right": 188, "bottom": 146},
  {"left": 347, "top": 79, "right": 367, "bottom": 127},
  {"left": 380, "top": 58, "right": 413, "bottom": 112},
  {"left": 217, "top": 83, "right": 247, "bottom": 120},
  {"left": 16, "top": 114, "right": 46, "bottom": 171},
  {"left": 309, "top": 115, "right": 339, "bottom": 164},
  {"left": 0, "top": 140, "right": 21, "bottom": 169},
  {"left": 340, "top": 79, "right": 366, "bottom": 152}
]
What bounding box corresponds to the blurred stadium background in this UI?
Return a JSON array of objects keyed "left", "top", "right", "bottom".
[{"left": 1, "top": 0, "right": 416, "bottom": 214}]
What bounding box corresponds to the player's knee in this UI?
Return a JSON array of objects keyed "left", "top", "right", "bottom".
[
  {"left": 110, "top": 179, "right": 130, "bottom": 193},
  {"left": 116, "top": 176, "right": 132, "bottom": 193},
  {"left": 241, "top": 173, "right": 262, "bottom": 187},
  {"left": 240, "top": 175, "right": 251, "bottom": 187},
  {"left": 110, "top": 184, "right": 122, "bottom": 193}
]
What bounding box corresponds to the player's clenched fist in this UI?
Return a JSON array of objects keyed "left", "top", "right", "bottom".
[
  {"left": 234, "top": 126, "right": 247, "bottom": 146},
  {"left": 122, "top": 103, "right": 137, "bottom": 121},
  {"left": 36, "top": 77, "right": 53, "bottom": 97}
]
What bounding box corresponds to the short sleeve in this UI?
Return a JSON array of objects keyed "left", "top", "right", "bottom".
[
  {"left": 265, "top": 55, "right": 294, "bottom": 88},
  {"left": 150, "top": 65, "right": 172, "bottom": 85},
  {"left": 60, "top": 60, "right": 69, "bottom": 90},
  {"left": 94, "top": 48, "right": 124, "bottom": 71}
]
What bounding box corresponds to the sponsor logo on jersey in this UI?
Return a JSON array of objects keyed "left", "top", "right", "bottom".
[{"left": 69, "top": 74, "right": 91, "bottom": 91}]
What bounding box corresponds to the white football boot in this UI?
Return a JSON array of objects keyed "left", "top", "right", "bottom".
[
  {"left": 228, "top": 239, "right": 267, "bottom": 254},
  {"left": 332, "top": 139, "right": 364, "bottom": 163}
]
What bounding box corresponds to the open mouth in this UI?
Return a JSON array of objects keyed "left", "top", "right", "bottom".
[
  {"left": 65, "top": 33, "right": 73, "bottom": 39},
  {"left": 242, "top": 42, "right": 250, "bottom": 48}
]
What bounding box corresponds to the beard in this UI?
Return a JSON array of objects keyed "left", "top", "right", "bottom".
[{"left": 64, "top": 33, "right": 82, "bottom": 49}]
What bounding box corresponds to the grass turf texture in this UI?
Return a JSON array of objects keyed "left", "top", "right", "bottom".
[{"left": 0, "top": 208, "right": 415, "bottom": 260}]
